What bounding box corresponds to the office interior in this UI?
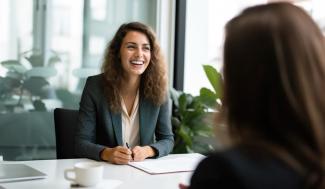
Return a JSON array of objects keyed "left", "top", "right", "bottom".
[{"left": 0, "top": 0, "right": 324, "bottom": 161}]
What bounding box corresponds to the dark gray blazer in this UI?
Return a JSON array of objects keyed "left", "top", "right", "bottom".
[{"left": 74, "top": 74, "right": 174, "bottom": 161}]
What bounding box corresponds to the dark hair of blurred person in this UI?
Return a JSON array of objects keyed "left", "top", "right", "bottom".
[{"left": 182, "top": 3, "right": 325, "bottom": 189}]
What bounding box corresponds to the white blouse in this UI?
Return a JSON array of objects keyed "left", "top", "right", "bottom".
[{"left": 120, "top": 90, "right": 140, "bottom": 148}]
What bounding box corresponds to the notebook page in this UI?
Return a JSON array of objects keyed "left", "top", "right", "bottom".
[{"left": 128, "top": 153, "right": 205, "bottom": 174}]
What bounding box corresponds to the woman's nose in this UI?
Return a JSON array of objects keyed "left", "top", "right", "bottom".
[{"left": 135, "top": 48, "right": 143, "bottom": 58}]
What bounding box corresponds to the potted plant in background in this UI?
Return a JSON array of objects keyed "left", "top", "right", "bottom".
[
  {"left": 171, "top": 65, "right": 223, "bottom": 154},
  {"left": 0, "top": 50, "right": 60, "bottom": 113}
]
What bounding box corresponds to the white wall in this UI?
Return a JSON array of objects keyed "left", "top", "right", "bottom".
[{"left": 183, "top": 0, "right": 276, "bottom": 95}]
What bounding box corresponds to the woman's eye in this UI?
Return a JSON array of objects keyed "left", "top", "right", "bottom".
[
  {"left": 127, "top": 46, "right": 135, "bottom": 49},
  {"left": 144, "top": 47, "right": 151, "bottom": 51}
]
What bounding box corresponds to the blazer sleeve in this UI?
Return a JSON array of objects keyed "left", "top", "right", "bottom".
[
  {"left": 149, "top": 98, "right": 174, "bottom": 158},
  {"left": 74, "top": 76, "right": 106, "bottom": 161}
]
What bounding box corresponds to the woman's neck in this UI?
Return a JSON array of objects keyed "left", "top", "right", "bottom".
[{"left": 120, "top": 75, "right": 140, "bottom": 97}]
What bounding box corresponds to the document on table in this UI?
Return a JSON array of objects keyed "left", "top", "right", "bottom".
[{"left": 128, "top": 153, "right": 205, "bottom": 174}]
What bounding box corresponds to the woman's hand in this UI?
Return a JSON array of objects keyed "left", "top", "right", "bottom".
[
  {"left": 100, "top": 146, "right": 132, "bottom": 164},
  {"left": 131, "top": 146, "right": 155, "bottom": 161}
]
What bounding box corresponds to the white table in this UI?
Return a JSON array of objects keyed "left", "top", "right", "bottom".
[{"left": 0, "top": 158, "right": 193, "bottom": 189}]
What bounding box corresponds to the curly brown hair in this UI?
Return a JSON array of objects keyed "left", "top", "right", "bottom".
[{"left": 101, "top": 22, "right": 167, "bottom": 113}]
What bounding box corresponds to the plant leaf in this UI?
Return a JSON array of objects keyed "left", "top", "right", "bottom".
[
  {"left": 178, "top": 94, "right": 187, "bottom": 113},
  {"left": 171, "top": 117, "right": 181, "bottom": 128},
  {"left": 199, "top": 87, "right": 217, "bottom": 108},
  {"left": 1, "top": 60, "right": 27, "bottom": 73},
  {"left": 178, "top": 125, "right": 192, "bottom": 146},
  {"left": 203, "top": 65, "right": 223, "bottom": 98},
  {"left": 185, "top": 146, "right": 195, "bottom": 153},
  {"left": 170, "top": 88, "right": 181, "bottom": 107}
]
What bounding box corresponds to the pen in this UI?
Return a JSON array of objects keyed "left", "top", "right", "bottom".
[{"left": 126, "top": 142, "right": 134, "bottom": 160}]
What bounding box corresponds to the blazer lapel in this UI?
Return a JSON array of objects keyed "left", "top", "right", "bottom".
[
  {"left": 110, "top": 111, "right": 123, "bottom": 146},
  {"left": 139, "top": 97, "right": 151, "bottom": 145}
]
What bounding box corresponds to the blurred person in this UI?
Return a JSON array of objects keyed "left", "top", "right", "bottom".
[{"left": 181, "top": 2, "right": 325, "bottom": 189}]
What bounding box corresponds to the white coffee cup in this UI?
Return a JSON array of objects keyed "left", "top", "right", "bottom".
[{"left": 64, "top": 162, "right": 103, "bottom": 187}]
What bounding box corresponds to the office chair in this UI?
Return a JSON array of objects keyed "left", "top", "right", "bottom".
[{"left": 54, "top": 108, "right": 78, "bottom": 159}]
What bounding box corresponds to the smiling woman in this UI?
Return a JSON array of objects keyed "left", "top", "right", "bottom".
[{"left": 75, "top": 22, "right": 174, "bottom": 165}]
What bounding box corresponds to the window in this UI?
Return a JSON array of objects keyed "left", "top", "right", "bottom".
[
  {"left": 182, "top": 0, "right": 325, "bottom": 96},
  {"left": 0, "top": 0, "right": 166, "bottom": 161}
]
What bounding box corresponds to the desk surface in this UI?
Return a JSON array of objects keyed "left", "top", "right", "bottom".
[{"left": 0, "top": 157, "right": 194, "bottom": 189}]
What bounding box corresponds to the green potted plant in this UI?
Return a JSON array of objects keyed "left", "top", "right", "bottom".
[
  {"left": 0, "top": 50, "right": 60, "bottom": 113},
  {"left": 171, "top": 65, "right": 223, "bottom": 154}
]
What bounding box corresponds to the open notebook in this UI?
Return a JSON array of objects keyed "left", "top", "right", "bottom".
[
  {"left": 0, "top": 164, "right": 47, "bottom": 183},
  {"left": 128, "top": 153, "right": 205, "bottom": 175}
]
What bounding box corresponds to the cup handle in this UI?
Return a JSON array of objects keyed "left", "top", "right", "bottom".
[{"left": 64, "top": 168, "right": 76, "bottom": 182}]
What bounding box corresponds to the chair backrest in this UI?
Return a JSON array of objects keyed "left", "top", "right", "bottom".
[{"left": 54, "top": 108, "right": 78, "bottom": 159}]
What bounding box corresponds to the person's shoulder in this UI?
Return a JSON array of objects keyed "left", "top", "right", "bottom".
[
  {"left": 189, "top": 150, "right": 239, "bottom": 189},
  {"left": 223, "top": 147, "right": 303, "bottom": 188},
  {"left": 86, "top": 73, "right": 104, "bottom": 83},
  {"left": 83, "top": 73, "right": 105, "bottom": 93},
  {"left": 85, "top": 73, "right": 105, "bottom": 87},
  {"left": 190, "top": 147, "right": 303, "bottom": 189},
  {"left": 193, "top": 148, "right": 243, "bottom": 176},
  {"left": 196, "top": 148, "right": 243, "bottom": 165}
]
